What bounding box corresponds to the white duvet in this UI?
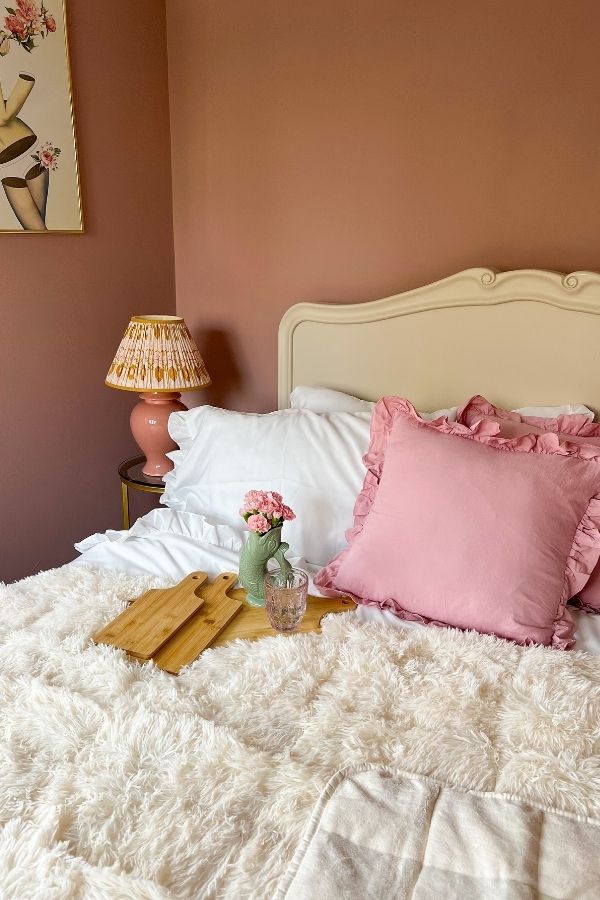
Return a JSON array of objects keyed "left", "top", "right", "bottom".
[
  {"left": 75, "top": 508, "right": 600, "bottom": 655},
  {"left": 75, "top": 508, "right": 322, "bottom": 590}
]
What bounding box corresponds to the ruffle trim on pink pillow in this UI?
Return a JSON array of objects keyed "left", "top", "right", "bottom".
[
  {"left": 315, "top": 399, "right": 417, "bottom": 600},
  {"left": 550, "top": 495, "right": 600, "bottom": 647},
  {"left": 415, "top": 396, "right": 600, "bottom": 459},
  {"left": 458, "top": 394, "right": 600, "bottom": 439},
  {"left": 315, "top": 396, "right": 600, "bottom": 649}
]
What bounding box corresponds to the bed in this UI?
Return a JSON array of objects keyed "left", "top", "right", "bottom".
[{"left": 4, "top": 267, "right": 600, "bottom": 898}]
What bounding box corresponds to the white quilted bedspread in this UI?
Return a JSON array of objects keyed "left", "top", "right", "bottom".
[{"left": 276, "top": 767, "right": 600, "bottom": 899}]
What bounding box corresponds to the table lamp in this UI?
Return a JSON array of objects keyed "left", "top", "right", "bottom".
[{"left": 106, "top": 315, "right": 211, "bottom": 478}]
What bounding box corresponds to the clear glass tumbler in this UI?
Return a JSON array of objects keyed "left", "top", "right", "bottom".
[{"left": 264, "top": 568, "right": 309, "bottom": 632}]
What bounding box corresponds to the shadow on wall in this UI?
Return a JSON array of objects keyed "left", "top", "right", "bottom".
[{"left": 188, "top": 328, "right": 245, "bottom": 410}]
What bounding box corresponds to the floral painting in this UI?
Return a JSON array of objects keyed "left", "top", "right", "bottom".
[{"left": 0, "top": 0, "right": 81, "bottom": 232}]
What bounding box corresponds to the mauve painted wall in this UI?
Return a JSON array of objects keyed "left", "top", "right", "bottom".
[
  {"left": 167, "top": 0, "right": 600, "bottom": 413},
  {"left": 0, "top": 0, "right": 175, "bottom": 583}
]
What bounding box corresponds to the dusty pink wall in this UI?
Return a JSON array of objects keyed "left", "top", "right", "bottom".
[
  {"left": 0, "top": 0, "right": 175, "bottom": 583},
  {"left": 167, "top": 0, "right": 600, "bottom": 413}
]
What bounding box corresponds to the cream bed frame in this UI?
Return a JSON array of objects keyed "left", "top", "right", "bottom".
[{"left": 278, "top": 268, "right": 600, "bottom": 414}]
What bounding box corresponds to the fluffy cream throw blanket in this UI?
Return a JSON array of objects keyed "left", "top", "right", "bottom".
[{"left": 1, "top": 564, "right": 600, "bottom": 899}]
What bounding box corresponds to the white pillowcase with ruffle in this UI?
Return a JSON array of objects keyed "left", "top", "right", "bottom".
[{"left": 162, "top": 406, "right": 372, "bottom": 567}]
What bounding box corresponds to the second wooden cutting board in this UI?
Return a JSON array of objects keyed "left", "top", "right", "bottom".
[{"left": 94, "top": 572, "right": 210, "bottom": 659}]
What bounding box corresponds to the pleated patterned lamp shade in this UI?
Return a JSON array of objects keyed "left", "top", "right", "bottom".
[
  {"left": 106, "top": 315, "right": 211, "bottom": 479},
  {"left": 105, "top": 315, "right": 211, "bottom": 393}
]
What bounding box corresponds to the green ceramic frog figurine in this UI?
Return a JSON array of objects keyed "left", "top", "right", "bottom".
[{"left": 239, "top": 524, "right": 293, "bottom": 606}]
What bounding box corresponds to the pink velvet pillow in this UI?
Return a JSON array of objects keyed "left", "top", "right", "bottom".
[
  {"left": 315, "top": 398, "right": 600, "bottom": 648},
  {"left": 458, "top": 396, "right": 600, "bottom": 614}
]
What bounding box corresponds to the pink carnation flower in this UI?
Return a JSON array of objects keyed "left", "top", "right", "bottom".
[
  {"left": 240, "top": 488, "right": 295, "bottom": 529},
  {"left": 257, "top": 492, "right": 283, "bottom": 518},
  {"left": 241, "top": 489, "right": 285, "bottom": 517},
  {"left": 241, "top": 489, "right": 265, "bottom": 513},
  {"left": 44, "top": 13, "right": 56, "bottom": 31},
  {"left": 247, "top": 513, "right": 270, "bottom": 534}
]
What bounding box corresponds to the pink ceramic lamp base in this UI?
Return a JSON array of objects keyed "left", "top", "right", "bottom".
[{"left": 130, "top": 392, "right": 187, "bottom": 478}]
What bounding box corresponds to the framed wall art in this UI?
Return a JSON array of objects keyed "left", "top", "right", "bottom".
[{"left": 0, "top": 0, "right": 82, "bottom": 232}]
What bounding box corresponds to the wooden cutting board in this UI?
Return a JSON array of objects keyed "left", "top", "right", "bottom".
[
  {"left": 94, "top": 571, "right": 241, "bottom": 661},
  {"left": 152, "top": 573, "right": 243, "bottom": 674},
  {"left": 95, "top": 571, "right": 355, "bottom": 675},
  {"left": 211, "top": 591, "right": 356, "bottom": 647}
]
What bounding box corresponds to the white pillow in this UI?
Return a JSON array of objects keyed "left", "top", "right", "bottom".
[
  {"left": 290, "top": 385, "right": 594, "bottom": 420},
  {"left": 163, "top": 406, "right": 372, "bottom": 567},
  {"left": 515, "top": 403, "right": 594, "bottom": 418},
  {"left": 289, "top": 385, "right": 458, "bottom": 421},
  {"left": 290, "top": 386, "right": 374, "bottom": 414}
]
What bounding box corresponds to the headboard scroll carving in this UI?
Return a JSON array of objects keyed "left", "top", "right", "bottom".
[
  {"left": 480, "top": 270, "right": 496, "bottom": 286},
  {"left": 278, "top": 267, "right": 600, "bottom": 413}
]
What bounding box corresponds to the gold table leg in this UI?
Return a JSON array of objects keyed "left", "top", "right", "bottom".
[{"left": 121, "top": 482, "right": 130, "bottom": 530}]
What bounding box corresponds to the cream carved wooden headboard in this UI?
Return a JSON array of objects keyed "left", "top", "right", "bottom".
[{"left": 277, "top": 268, "right": 600, "bottom": 415}]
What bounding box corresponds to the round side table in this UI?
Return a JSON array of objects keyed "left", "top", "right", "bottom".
[{"left": 119, "top": 456, "right": 166, "bottom": 529}]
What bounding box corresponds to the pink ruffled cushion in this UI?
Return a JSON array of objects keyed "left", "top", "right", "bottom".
[
  {"left": 315, "top": 397, "right": 600, "bottom": 649},
  {"left": 458, "top": 395, "right": 600, "bottom": 614},
  {"left": 457, "top": 395, "right": 600, "bottom": 443}
]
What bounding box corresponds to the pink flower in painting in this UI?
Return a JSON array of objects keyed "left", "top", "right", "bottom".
[
  {"left": 247, "top": 514, "right": 270, "bottom": 534},
  {"left": 5, "top": 15, "right": 26, "bottom": 38},
  {"left": 16, "top": 0, "right": 39, "bottom": 22},
  {"left": 2, "top": 2, "right": 56, "bottom": 49},
  {"left": 39, "top": 149, "right": 55, "bottom": 168},
  {"left": 281, "top": 505, "right": 296, "bottom": 521},
  {"left": 32, "top": 142, "right": 61, "bottom": 171}
]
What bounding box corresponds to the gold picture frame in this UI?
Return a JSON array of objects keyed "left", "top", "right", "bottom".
[{"left": 0, "top": 0, "right": 82, "bottom": 232}]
